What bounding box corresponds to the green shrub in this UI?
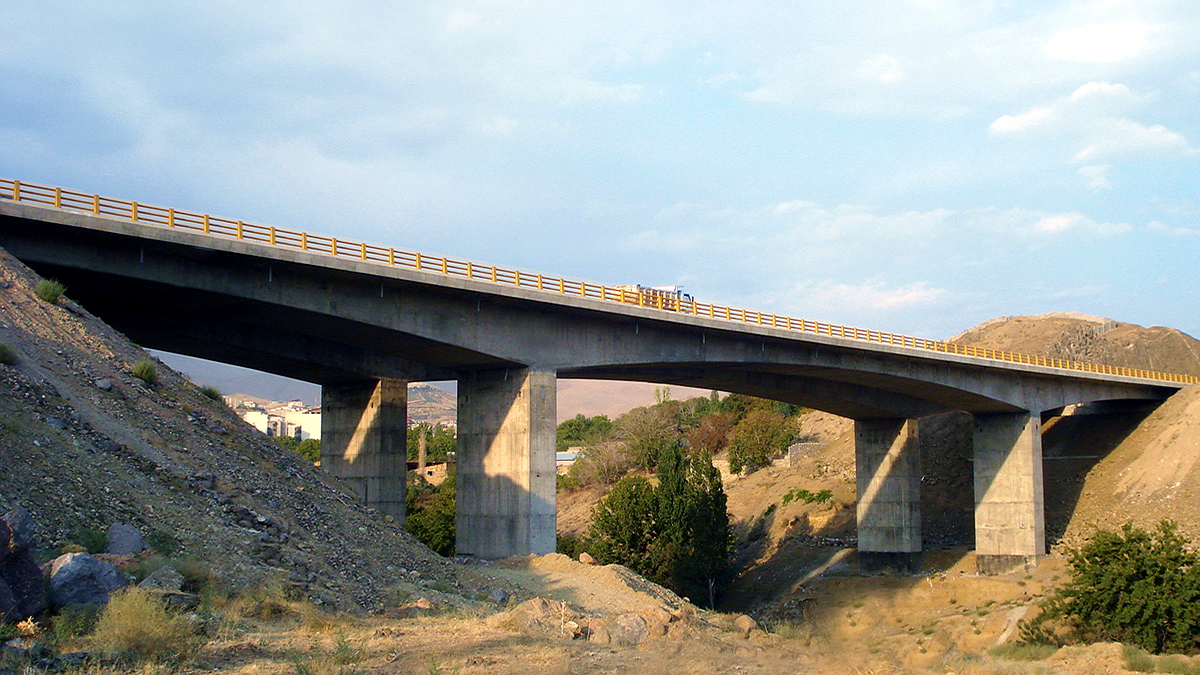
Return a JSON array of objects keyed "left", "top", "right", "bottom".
[
  {"left": 199, "top": 385, "right": 223, "bottom": 402},
  {"left": 51, "top": 606, "right": 101, "bottom": 647},
  {"left": 74, "top": 527, "right": 108, "bottom": 554},
  {"left": 556, "top": 533, "right": 587, "bottom": 560},
  {"left": 34, "top": 279, "right": 65, "bottom": 304},
  {"left": 131, "top": 360, "right": 158, "bottom": 385},
  {"left": 146, "top": 530, "right": 181, "bottom": 557},
  {"left": 1023, "top": 521, "right": 1200, "bottom": 654},
  {"left": 0, "top": 343, "right": 15, "bottom": 366},
  {"left": 781, "top": 488, "right": 833, "bottom": 506},
  {"left": 1124, "top": 644, "right": 1157, "bottom": 673}
]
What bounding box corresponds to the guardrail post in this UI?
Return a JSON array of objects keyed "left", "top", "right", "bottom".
[
  {"left": 236, "top": 220, "right": 244, "bottom": 239},
  {"left": 168, "top": 209, "right": 176, "bottom": 228},
  {"left": 10, "top": 180, "right": 19, "bottom": 200},
  {"left": 131, "top": 202, "right": 139, "bottom": 221},
  {"left": 414, "top": 252, "right": 422, "bottom": 270},
  {"left": 54, "top": 188, "right": 62, "bottom": 208},
  {"left": 203, "top": 214, "right": 210, "bottom": 234}
]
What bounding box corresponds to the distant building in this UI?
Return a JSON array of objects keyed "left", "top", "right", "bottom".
[{"left": 229, "top": 396, "right": 321, "bottom": 440}]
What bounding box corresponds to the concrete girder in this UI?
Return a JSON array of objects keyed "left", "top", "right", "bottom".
[{"left": 0, "top": 207, "right": 1178, "bottom": 418}]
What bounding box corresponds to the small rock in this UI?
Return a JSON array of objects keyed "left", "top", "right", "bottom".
[
  {"left": 139, "top": 565, "right": 184, "bottom": 591},
  {"left": 734, "top": 614, "right": 758, "bottom": 638},
  {"left": 46, "top": 417, "right": 66, "bottom": 430},
  {"left": 579, "top": 552, "right": 597, "bottom": 565},
  {"left": 94, "top": 378, "right": 113, "bottom": 391},
  {"left": 105, "top": 523, "right": 145, "bottom": 556},
  {"left": 487, "top": 588, "right": 511, "bottom": 605}
]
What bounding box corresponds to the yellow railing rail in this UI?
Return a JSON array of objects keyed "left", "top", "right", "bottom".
[{"left": 3, "top": 177, "right": 1196, "bottom": 386}]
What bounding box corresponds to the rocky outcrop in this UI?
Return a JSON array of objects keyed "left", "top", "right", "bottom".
[{"left": 1, "top": 507, "right": 48, "bottom": 621}]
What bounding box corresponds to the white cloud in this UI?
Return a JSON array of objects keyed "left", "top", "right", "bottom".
[
  {"left": 1043, "top": 20, "right": 1158, "bottom": 63},
  {"left": 1147, "top": 221, "right": 1200, "bottom": 237},
  {"left": 789, "top": 279, "right": 947, "bottom": 312},
  {"left": 857, "top": 53, "right": 903, "bottom": 83},
  {"left": 1078, "top": 164, "right": 1113, "bottom": 191},
  {"left": 990, "top": 81, "right": 1194, "bottom": 166}
]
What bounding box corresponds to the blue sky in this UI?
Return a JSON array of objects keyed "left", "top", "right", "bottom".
[{"left": 3, "top": 0, "right": 1198, "bottom": 342}]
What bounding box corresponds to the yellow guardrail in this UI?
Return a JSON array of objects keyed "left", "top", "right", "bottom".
[{"left": 3, "top": 177, "right": 1196, "bottom": 385}]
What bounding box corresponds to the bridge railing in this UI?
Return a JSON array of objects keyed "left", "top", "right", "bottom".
[{"left": 4, "top": 178, "right": 1197, "bottom": 385}]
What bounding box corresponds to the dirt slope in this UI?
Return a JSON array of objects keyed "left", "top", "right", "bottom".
[{"left": 0, "top": 246, "right": 456, "bottom": 609}]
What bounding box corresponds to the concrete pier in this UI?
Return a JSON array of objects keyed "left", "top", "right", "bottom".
[
  {"left": 856, "top": 418, "right": 922, "bottom": 570},
  {"left": 973, "top": 412, "right": 1045, "bottom": 574},
  {"left": 456, "top": 368, "right": 557, "bottom": 558},
  {"left": 320, "top": 378, "right": 408, "bottom": 522}
]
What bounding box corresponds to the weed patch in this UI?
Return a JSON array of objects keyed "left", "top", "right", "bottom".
[
  {"left": 91, "top": 586, "right": 201, "bottom": 663},
  {"left": 132, "top": 360, "right": 158, "bottom": 385},
  {"left": 34, "top": 279, "right": 65, "bottom": 304}
]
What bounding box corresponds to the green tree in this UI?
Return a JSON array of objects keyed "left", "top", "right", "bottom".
[
  {"left": 405, "top": 472, "right": 457, "bottom": 556},
  {"left": 727, "top": 408, "right": 793, "bottom": 474},
  {"left": 407, "top": 423, "right": 457, "bottom": 462},
  {"left": 614, "top": 402, "right": 684, "bottom": 470},
  {"left": 587, "top": 446, "right": 731, "bottom": 607},
  {"left": 295, "top": 438, "right": 321, "bottom": 464},
  {"left": 588, "top": 476, "right": 657, "bottom": 574},
  {"left": 1024, "top": 521, "right": 1200, "bottom": 654},
  {"left": 556, "top": 414, "right": 614, "bottom": 452}
]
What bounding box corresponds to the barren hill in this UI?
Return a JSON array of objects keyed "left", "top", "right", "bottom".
[{"left": 0, "top": 246, "right": 456, "bottom": 609}]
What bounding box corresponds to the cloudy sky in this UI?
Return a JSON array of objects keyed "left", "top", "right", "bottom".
[{"left": 3, "top": 0, "right": 1198, "bottom": 344}]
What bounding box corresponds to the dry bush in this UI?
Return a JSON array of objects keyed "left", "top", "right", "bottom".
[{"left": 91, "top": 587, "right": 200, "bottom": 662}]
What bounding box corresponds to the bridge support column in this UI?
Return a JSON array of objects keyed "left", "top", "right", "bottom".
[
  {"left": 856, "top": 418, "right": 922, "bottom": 571},
  {"left": 457, "top": 368, "right": 556, "bottom": 558},
  {"left": 320, "top": 379, "right": 408, "bottom": 522},
  {"left": 973, "top": 412, "right": 1045, "bottom": 574}
]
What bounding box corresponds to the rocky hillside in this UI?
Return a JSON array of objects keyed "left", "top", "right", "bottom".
[
  {"left": 0, "top": 246, "right": 456, "bottom": 610},
  {"left": 951, "top": 312, "right": 1200, "bottom": 376}
]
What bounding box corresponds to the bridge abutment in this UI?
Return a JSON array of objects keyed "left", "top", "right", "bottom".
[
  {"left": 855, "top": 418, "right": 922, "bottom": 571},
  {"left": 973, "top": 411, "right": 1045, "bottom": 574},
  {"left": 320, "top": 378, "right": 408, "bottom": 522},
  {"left": 456, "top": 368, "right": 557, "bottom": 558}
]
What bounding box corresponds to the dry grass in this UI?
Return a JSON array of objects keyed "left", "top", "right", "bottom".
[{"left": 90, "top": 587, "right": 200, "bottom": 662}]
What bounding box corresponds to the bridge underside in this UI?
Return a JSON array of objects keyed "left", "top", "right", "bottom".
[{"left": 0, "top": 200, "right": 1180, "bottom": 570}]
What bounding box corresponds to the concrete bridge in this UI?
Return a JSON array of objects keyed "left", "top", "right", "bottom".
[{"left": 1, "top": 179, "right": 1194, "bottom": 573}]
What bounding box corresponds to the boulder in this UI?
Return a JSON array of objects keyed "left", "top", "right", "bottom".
[
  {"left": 2, "top": 507, "right": 36, "bottom": 552},
  {"left": 595, "top": 613, "right": 650, "bottom": 646},
  {"left": 138, "top": 565, "right": 184, "bottom": 591},
  {"left": 579, "top": 552, "right": 597, "bottom": 565},
  {"left": 105, "top": 523, "right": 145, "bottom": 556},
  {"left": 47, "top": 552, "right": 127, "bottom": 608},
  {"left": 734, "top": 614, "right": 758, "bottom": 638},
  {"left": 1, "top": 550, "right": 49, "bottom": 618}
]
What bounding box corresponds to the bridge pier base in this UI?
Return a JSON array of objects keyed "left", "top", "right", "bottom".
[
  {"left": 456, "top": 368, "right": 557, "bottom": 559},
  {"left": 973, "top": 412, "right": 1045, "bottom": 574},
  {"left": 320, "top": 378, "right": 408, "bottom": 523},
  {"left": 856, "top": 418, "right": 922, "bottom": 572}
]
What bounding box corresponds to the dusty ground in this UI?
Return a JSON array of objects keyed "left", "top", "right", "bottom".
[{"left": 72, "top": 551, "right": 1171, "bottom": 675}]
